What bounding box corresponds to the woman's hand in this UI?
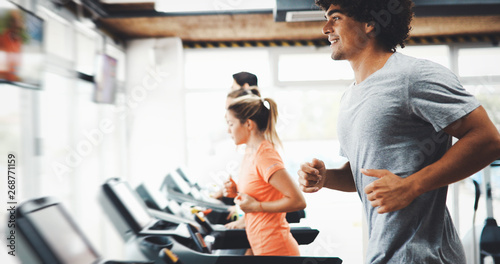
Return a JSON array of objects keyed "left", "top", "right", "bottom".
[
  {"left": 223, "top": 176, "right": 238, "bottom": 198},
  {"left": 226, "top": 205, "right": 238, "bottom": 220},
  {"left": 224, "top": 216, "right": 246, "bottom": 229},
  {"left": 234, "top": 193, "right": 261, "bottom": 213}
]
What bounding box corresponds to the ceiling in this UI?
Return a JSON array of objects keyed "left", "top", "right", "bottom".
[{"left": 71, "top": 0, "right": 500, "bottom": 44}]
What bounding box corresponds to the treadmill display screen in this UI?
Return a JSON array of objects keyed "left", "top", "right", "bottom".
[
  {"left": 146, "top": 183, "right": 169, "bottom": 209},
  {"left": 29, "top": 206, "right": 99, "bottom": 264},
  {"left": 171, "top": 171, "right": 192, "bottom": 195},
  {"left": 113, "top": 183, "right": 153, "bottom": 229}
]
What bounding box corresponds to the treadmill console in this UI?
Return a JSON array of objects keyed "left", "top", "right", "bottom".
[{"left": 15, "top": 196, "right": 154, "bottom": 264}]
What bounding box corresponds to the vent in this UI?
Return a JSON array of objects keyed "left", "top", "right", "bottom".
[{"left": 285, "top": 10, "right": 325, "bottom": 22}]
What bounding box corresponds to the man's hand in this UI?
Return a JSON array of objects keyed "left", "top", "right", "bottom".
[
  {"left": 297, "top": 158, "right": 327, "bottom": 193},
  {"left": 362, "top": 169, "right": 418, "bottom": 214}
]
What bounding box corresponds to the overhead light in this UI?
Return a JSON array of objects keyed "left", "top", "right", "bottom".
[
  {"left": 154, "top": 0, "right": 274, "bottom": 13},
  {"left": 100, "top": 0, "right": 152, "bottom": 3},
  {"left": 0, "top": 1, "right": 16, "bottom": 8},
  {"left": 285, "top": 10, "right": 325, "bottom": 22},
  {"left": 38, "top": 5, "right": 71, "bottom": 25}
]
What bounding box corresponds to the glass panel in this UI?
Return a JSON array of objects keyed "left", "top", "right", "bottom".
[
  {"left": 274, "top": 88, "right": 345, "bottom": 140},
  {"left": 44, "top": 15, "right": 73, "bottom": 61},
  {"left": 459, "top": 47, "right": 500, "bottom": 77},
  {"left": 75, "top": 31, "right": 97, "bottom": 75},
  {"left": 0, "top": 84, "right": 21, "bottom": 158},
  {"left": 464, "top": 84, "right": 500, "bottom": 134},
  {"left": 185, "top": 91, "right": 229, "bottom": 184},
  {"left": 39, "top": 71, "right": 74, "bottom": 196},
  {"left": 452, "top": 84, "right": 500, "bottom": 244},
  {"left": 184, "top": 49, "right": 270, "bottom": 90},
  {"left": 184, "top": 86, "right": 362, "bottom": 262},
  {"left": 278, "top": 53, "right": 354, "bottom": 81},
  {"left": 274, "top": 88, "right": 359, "bottom": 263},
  {"left": 398, "top": 45, "right": 450, "bottom": 69}
]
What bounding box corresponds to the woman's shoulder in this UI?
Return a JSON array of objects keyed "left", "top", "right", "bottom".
[
  {"left": 255, "top": 141, "right": 283, "bottom": 165},
  {"left": 257, "top": 140, "right": 277, "bottom": 154}
]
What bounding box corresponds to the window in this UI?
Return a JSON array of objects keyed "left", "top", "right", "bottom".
[
  {"left": 449, "top": 46, "right": 500, "bottom": 258},
  {"left": 274, "top": 88, "right": 345, "bottom": 141},
  {"left": 183, "top": 44, "right": 500, "bottom": 263},
  {"left": 278, "top": 52, "right": 354, "bottom": 82},
  {"left": 183, "top": 49, "right": 272, "bottom": 187},
  {"left": 42, "top": 8, "right": 73, "bottom": 61},
  {"left": 398, "top": 45, "right": 450, "bottom": 68},
  {"left": 183, "top": 47, "right": 361, "bottom": 263},
  {"left": 459, "top": 47, "right": 500, "bottom": 77},
  {"left": 75, "top": 29, "right": 97, "bottom": 75},
  {"left": 184, "top": 49, "right": 271, "bottom": 90}
]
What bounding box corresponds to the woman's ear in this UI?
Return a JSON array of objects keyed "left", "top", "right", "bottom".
[{"left": 246, "top": 119, "right": 254, "bottom": 130}]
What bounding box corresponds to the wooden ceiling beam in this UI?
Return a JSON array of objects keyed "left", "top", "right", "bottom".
[
  {"left": 102, "top": 2, "right": 155, "bottom": 12},
  {"left": 98, "top": 13, "right": 500, "bottom": 41}
]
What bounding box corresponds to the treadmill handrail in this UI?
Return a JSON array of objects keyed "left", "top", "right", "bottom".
[
  {"left": 162, "top": 235, "right": 343, "bottom": 264},
  {"left": 148, "top": 208, "right": 199, "bottom": 228}
]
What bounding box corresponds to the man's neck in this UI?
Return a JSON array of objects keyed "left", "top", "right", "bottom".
[{"left": 350, "top": 47, "right": 394, "bottom": 85}]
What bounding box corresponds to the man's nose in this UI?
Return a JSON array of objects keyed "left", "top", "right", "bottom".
[{"left": 322, "top": 21, "right": 332, "bottom": 35}]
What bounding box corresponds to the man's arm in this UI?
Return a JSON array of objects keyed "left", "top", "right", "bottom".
[
  {"left": 364, "top": 106, "right": 500, "bottom": 213},
  {"left": 298, "top": 159, "right": 356, "bottom": 193}
]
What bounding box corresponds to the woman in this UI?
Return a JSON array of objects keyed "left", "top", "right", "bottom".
[{"left": 225, "top": 94, "right": 306, "bottom": 256}]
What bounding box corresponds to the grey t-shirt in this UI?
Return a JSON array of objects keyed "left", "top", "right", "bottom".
[{"left": 337, "top": 52, "right": 480, "bottom": 264}]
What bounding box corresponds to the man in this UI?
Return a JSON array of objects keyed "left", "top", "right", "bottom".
[
  {"left": 231, "top": 71, "right": 258, "bottom": 91},
  {"left": 297, "top": 0, "right": 500, "bottom": 263}
]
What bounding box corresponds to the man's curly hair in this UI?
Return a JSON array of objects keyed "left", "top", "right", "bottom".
[{"left": 316, "top": 0, "right": 413, "bottom": 52}]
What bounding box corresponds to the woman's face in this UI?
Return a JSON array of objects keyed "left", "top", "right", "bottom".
[{"left": 226, "top": 110, "right": 249, "bottom": 145}]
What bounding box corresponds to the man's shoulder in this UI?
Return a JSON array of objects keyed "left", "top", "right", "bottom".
[
  {"left": 393, "top": 52, "right": 449, "bottom": 72},
  {"left": 392, "top": 52, "right": 456, "bottom": 82}
]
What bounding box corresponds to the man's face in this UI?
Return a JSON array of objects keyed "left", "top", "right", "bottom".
[
  {"left": 231, "top": 79, "right": 242, "bottom": 91},
  {"left": 322, "top": 5, "right": 371, "bottom": 61}
]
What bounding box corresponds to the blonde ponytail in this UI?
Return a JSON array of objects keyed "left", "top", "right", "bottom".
[{"left": 262, "top": 98, "right": 281, "bottom": 148}]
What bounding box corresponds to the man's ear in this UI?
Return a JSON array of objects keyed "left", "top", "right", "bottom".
[
  {"left": 242, "top": 83, "right": 250, "bottom": 89},
  {"left": 365, "top": 21, "right": 376, "bottom": 34}
]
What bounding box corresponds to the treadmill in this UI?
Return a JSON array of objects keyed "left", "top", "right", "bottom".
[
  {"left": 161, "top": 167, "right": 306, "bottom": 224},
  {"left": 99, "top": 178, "right": 342, "bottom": 264},
  {"left": 136, "top": 181, "right": 320, "bottom": 249},
  {"left": 101, "top": 178, "right": 319, "bottom": 250},
  {"left": 160, "top": 169, "right": 232, "bottom": 224},
  {"left": 136, "top": 182, "right": 199, "bottom": 221},
  {"left": 14, "top": 196, "right": 156, "bottom": 264},
  {"left": 479, "top": 160, "right": 500, "bottom": 263}
]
